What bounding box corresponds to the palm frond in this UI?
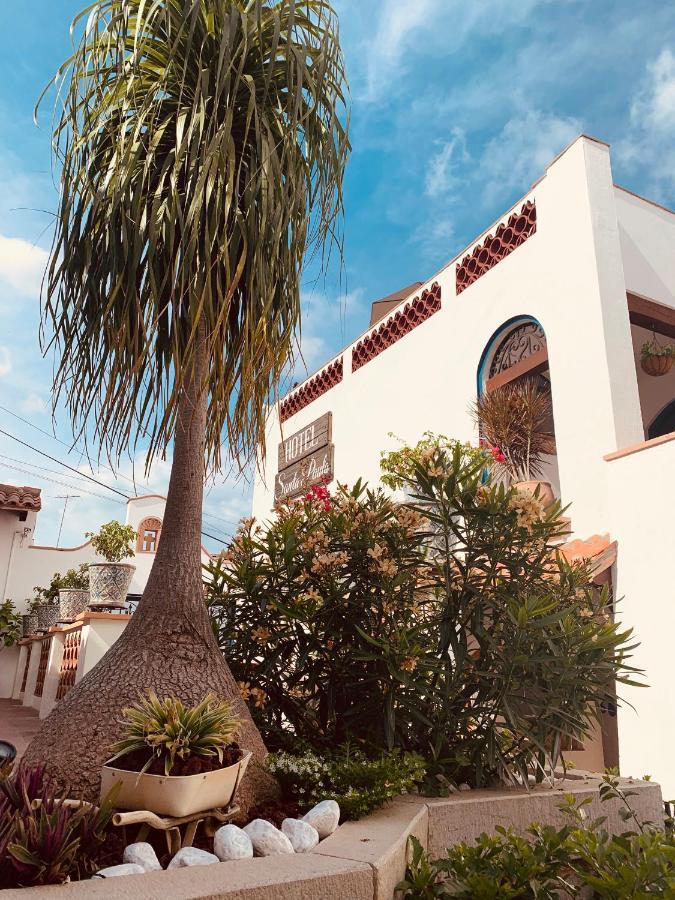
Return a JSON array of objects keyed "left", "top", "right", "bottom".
[{"left": 40, "top": 0, "right": 350, "bottom": 471}]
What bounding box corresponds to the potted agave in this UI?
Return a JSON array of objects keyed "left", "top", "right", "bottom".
[
  {"left": 640, "top": 340, "right": 675, "bottom": 377},
  {"left": 473, "top": 378, "right": 557, "bottom": 507},
  {"left": 57, "top": 564, "right": 90, "bottom": 621},
  {"left": 86, "top": 521, "right": 137, "bottom": 609},
  {"left": 100, "top": 692, "right": 250, "bottom": 817}
]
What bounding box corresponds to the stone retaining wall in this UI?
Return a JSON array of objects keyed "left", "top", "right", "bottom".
[{"left": 1, "top": 773, "right": 662, "bottom": 899}]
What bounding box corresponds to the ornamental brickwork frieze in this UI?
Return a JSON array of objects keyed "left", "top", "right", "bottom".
[
  {"left": 456, "top": 200, "right": 537, "bottom": 294},
  {"left": 280, "top": 357, "right": 343, "bottom": 423},
  {"left": 351, "top": 282, "right": 442, "bottom": 372}
]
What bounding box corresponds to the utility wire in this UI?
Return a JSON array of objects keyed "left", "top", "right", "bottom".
[
  {"left": 0, "top": 426, "right": 230, "bottom": 546},
  {"left": 0, "top": 461, "right": 125, "bottom": 503},
  {"left": 0, "top": 404, "right": 240, "bottom": 529},
  {"left": 0, "top": 427, "right": 129, "bottom": 498}
]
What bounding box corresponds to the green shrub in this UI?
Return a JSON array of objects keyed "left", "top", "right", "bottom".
[
  {"left": 397, "top": 774, "right": 675, "bottom": 898},
  {"left": 32, "top": 564, "right": 90, "bottom": 606},
  {"left": 207, "top": 439, "right": 640, "bottom": 788},
  {"left": 266, "top": 747, "right": 425, "bottom": 820},
  {"left": 0, "top": 766, "right": 115, "bottom": 888},
  {"left": 85, "top": 521, "right": 137, "bottom": 562},
  {"left": 0, "top": 600, "right": 21, "bottom": 648},
  {"left": 110, "top": 692, "right": 241, "bottom": 775}
]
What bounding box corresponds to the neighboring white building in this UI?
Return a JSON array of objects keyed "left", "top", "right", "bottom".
[
  {"left": 0, "top": 489, "right": 212, "bottom": 609},
  {"left": 253, "top": 135, "right": 675, "bottom": 796}
]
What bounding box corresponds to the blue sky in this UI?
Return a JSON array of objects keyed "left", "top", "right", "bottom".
[{"left": 0, "top": 0, "right": 674, "bottom": 549}]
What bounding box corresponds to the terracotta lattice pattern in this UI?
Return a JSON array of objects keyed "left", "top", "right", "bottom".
[
  {"left": 56, "top": 629, "right": 82, "bottom": 700},
  {"left": 34, "top": 639, "right": 51, "bottom": 698},
  {"left": 456, "top": 201, "right": 536, "bottom": 294},
  {"left": 351, "top": 283, "right": 442, "bottom": 372},
  {"left": 20, "top": 645, "right": 32, "bottom": 693},
  {"left": 280, "top": 357, "right": 343, "bottom": 423}
]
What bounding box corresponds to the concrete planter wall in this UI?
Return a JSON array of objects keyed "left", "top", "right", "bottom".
[
  {"left": 59, "top": 589, "right": 90, "bottom": 622},
  {"left": 4, "top": 773, "right": 661, "bottom": 900},
  {"left": 89, "top": 563, "right": 135, "bottom": 609}
]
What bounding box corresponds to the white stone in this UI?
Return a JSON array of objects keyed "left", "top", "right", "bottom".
[
  {"left": 168, "top": 847, "right": 220, "bottom": 868},
  {"left": 94, "top": 863, "right": 145, "bottom": 878},
  {"left": 243, "top": 818, "right": 295, "bottom": 856},
  {"left": 302, "top": 799, "right": 340, "bottom": 838},
  {"left": 214, "top": 823, "right": 254, "bottom": 861},
  {"left": 123, "top": 841, "right": 162, "bottom": 872},
  {"left": 458, "top": 783, "right": 471, "bottom": 792},
  {"left": 281, "top": 817, "right": 320, "bottom": 853}
]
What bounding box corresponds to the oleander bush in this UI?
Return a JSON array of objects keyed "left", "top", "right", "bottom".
[
  {"left": 397, "top": 774, "right": 675, "bottom": 898},
  {"left": 207, "top": 436, "right": 641, "bottom": 789}
]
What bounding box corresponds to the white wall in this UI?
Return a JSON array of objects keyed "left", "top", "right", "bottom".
[
  {"left": 615, "top": 187, "right": 675, "bottom": 309},
  {"left": 2, "top": 493, "right": 210, "bottom": 612},
  {"left": 607, "top": 436, "right": 675, "bottom": 799},
  {"left": 254, "top": 137, "right": 644, "bottom": 540}
]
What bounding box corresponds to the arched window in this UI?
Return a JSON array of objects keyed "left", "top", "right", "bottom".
[
  {"left": 136, "top": 517, "right": 162, "bottom": 553},
  {"left": 647, "top": 399, "right": 675, "bottom": 440},
  {"left": 477, "top": 316, "right": 548, "bottom": 395}
]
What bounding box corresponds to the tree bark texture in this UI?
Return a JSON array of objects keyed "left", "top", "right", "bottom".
[{"left": 21, "top": 325, "right": 277, "bottom": 813}]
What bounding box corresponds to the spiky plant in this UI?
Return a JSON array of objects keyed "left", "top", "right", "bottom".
[
  {"left": 473, "top": 379, "right": 556, "bottom": 482},
  {"left": 110, "top": 692, "right": 241, "bottom": 775},
  {"left": 23, "top": 0, "right": 349, "bottom": 811}
]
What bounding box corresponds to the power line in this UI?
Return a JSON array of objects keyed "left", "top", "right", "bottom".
[
  {"left": 0, "top": 403, "right": 241, "bottom": 529},
  {"left": 0, "top": 425, "right": 230, "bottom": 546},
  {"left": 0, "top": 452, "right": 110, "bottom": 488},
  {"left": 0, "top": 403, "right": 154, "bottom": 495},
  {"left": 0, "top": 427, "right": 130, "bottom": 499},
  {"left": 0, "top": 461, "right": 125, "bottom": 503}
]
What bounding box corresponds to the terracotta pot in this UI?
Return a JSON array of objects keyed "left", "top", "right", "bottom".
[
  {"left": 88, "top": 563, "right": 135, "bottom": 609},
  {"left": 59, "top": 589, "right": 90, "bottom": 621},
  {"left": 22, "top": 614, "right": 38, "bottom": 637},
  {"left": 100, "top": 751, "right": 251, "bottom": 818},
  {"left": 641, "top": 355, "right": 674, "bottom": 377},
  {"left": 513, "top": 480, "right": 555, "bottom": 508},
  {"left": 36, "top": 603, "right": 59, "bottom": 630}
]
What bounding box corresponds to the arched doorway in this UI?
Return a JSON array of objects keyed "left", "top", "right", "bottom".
[
  {"left": 647, "top": 399, "right": 675, "bottom": 440},
  {"left": 476, "top": 316, "right": 559, "bottom": 496}
]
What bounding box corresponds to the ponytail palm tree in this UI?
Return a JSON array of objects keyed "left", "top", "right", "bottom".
[{"left": 22, "top": 0, "right": 349, "bottom": 807}]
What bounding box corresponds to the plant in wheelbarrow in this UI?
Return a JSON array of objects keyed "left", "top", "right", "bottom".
[{"left": 101, "top": 693, "right": 250, "bottom": 818}]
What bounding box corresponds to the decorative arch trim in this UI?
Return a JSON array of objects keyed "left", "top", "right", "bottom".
[
  {"left": 136, "top": 516, "right": 163, "bottom": 553},
  {"left": 476, "top": 315, "right": 546, "bottom": 396}
]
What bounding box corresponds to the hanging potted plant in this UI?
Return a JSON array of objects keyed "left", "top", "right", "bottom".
[
  {"left": 57, "top": 564, "right": 91, "bottom": 621},
  {"left": 101, "top": 692, "right": 250, "bottom": 817},
  {"left": 640, "top": 340, "right": 675, "bottom": 377},
  {"left": 86, "top": 521, "right": 137, "bottom": 609},
  {"left": 473, "top": 378, "right": 557, "bottom": 506}
]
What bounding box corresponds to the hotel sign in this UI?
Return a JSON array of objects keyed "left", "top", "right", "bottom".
[{"left": 275, "top": 413, "right": 334, "bottom": 501}]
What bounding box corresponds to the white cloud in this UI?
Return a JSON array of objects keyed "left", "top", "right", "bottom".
[
  {"left": 0, "top": 234, "right": 48, "bottom": 296},
  {"left": 618, "top": 48, "right": 675, "bottom": 197},
  {"left": 0, "top": 347, "right": 11, "bottom": 377},
  {"left": 21, "top": 393, "right": 46, "bottom": 414},
  {"left": 411, "top": 215, "right": 455, "bottom": 261},
  {"left": 478, "top": 109, "right": 581, "bottom": 204},
  {"left": 425, "top": 130, "right": 469, "bottom": 199},
  {"left": 290, "top": 288, "right": 365, "bottom": 381},
  {"left": 362, "top": 0, "right": 439, "bottom": 100}
]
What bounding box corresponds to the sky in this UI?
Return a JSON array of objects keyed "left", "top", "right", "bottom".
[{"left": 0, "top": 0, "right": 675, "bottom": 550}]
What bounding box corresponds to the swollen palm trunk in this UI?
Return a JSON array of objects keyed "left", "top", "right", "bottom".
[{"left": 21, "top": 340, "right": 277, "bottom": 811}]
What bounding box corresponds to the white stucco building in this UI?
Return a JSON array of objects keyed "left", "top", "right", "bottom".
[
  {"left": 253, "top": 135, "right": 675, "bottom": 797},
  {"left": 0, "top": 488, "right": 212, "bottom": 696}
]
